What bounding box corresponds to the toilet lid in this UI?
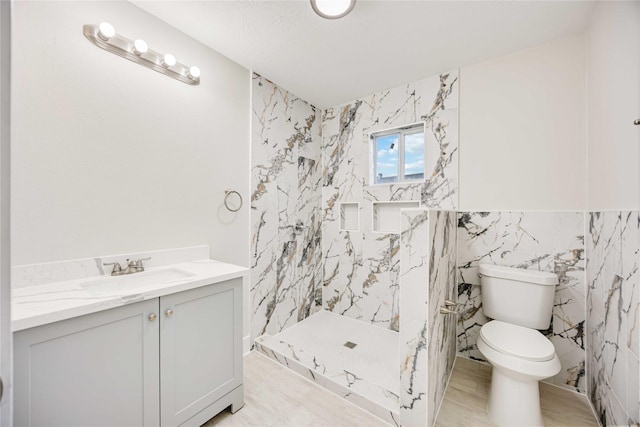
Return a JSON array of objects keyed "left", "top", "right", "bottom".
[{"left": 480, "top": 321, "right": 555, "bottom": 362}]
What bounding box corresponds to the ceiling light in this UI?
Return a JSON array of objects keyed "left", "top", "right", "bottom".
[
  {"left": 98, "top": 22, "right": 115, "bottom": 40},
  {"left": 133, "top": 39, "right": 148, "bottom": 56},
  {"left": 310, "top": 0, "right": 356, "bottom": 19}
]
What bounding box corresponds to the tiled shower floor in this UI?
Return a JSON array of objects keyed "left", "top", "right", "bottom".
[{"left": 255, "top": 311, "right": 400, "bottom": 425}]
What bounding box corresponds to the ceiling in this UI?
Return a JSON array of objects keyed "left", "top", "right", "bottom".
[{"left": 132, "top": 0, "right": 597, "bottom": 108}]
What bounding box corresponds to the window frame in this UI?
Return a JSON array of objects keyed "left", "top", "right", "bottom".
[{"left": 370, "top": 122, "right": 426, "bottom": 185}]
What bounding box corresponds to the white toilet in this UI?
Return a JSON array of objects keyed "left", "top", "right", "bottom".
[{"left": 476, "top": 264, "right": 561, "bottom": 427}]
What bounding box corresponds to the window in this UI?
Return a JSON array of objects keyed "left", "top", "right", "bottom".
[{"left": 371, "top": 123, "right": 425, "bottom": 184}]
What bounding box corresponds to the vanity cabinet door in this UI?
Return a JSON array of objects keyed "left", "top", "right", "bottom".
[
  {"left": 160, "top": 278, "right": 243, "bottom": 427},
  {"left": 14, "top": 299, "right": 160, "bottom": 427}
]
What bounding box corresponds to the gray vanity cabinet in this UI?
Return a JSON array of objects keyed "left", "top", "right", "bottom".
[
  {"left": 160, "top": 278, "right": 243, "bottom": 427},
  {"left": 14, "top": 278, "right": 243, "bottom": 427},
  {"left": 14, "top": 298, "right": 161, "bottom": 427}
]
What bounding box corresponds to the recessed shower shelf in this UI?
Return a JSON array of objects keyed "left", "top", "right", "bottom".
[
  {"left": 340, "top": 202, "right": 360, "bottom": 231},
  {"left": 372, "top": 201, "right": 420, "bottom": 233}
]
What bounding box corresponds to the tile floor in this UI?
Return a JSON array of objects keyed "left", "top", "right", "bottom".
[
  {"left": 205, "top": 351, "right": 600, "bottom": 427},
  {"left": 435, "top": 357, "right": 599, "bottom": 427},
  {"left": 205, "top": 351, "right": 389, "bottom": 427}
]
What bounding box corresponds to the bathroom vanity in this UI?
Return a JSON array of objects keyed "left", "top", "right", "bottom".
[{"left": 12, "top": 259, "right": 246, "bottom": 427}]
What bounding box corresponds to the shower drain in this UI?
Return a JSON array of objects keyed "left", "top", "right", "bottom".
[{"left": 343, "top": 341, "right": 357, "bottom": 349}]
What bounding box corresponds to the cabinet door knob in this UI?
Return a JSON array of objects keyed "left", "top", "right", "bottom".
[
  {"left": 635, "top": 119, "right": 640, "bottom": 125},
  {"left": 149, "top": 313, "right": 157, "bottom": 321},
  {"left": 165, "top": 309, "right": 174, "bottom": 317}
]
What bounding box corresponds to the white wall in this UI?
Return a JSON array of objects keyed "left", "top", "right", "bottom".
[
  {"left": 459, "top": 34, "right": 587, "bottom": 211},
  {"left": 0, "top": 2, "right": 11, "bottom": 424},
  {"left": 11, "top": 1, "right": 250, "bottom": 268},
  {"left": 587, "top": 1, "right": 640, "bottom": 211}
]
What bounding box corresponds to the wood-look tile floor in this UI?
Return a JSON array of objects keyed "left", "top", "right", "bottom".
[
  {"left": 204, "top": 351, "right": 389, "bottom": 427},
  {"left": 435, "top": 357, "right": 599, "bottom": 427},
  {"left": 205, "top": 352, "right": 599, "bottom": 427}
]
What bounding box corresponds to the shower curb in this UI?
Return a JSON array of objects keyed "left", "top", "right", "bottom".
[{"left": 255, "top": 334, "right": 400, "bottom": 426}]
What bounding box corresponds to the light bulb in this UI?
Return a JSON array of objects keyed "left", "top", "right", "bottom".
[
  {"left": 188, "top": 66, "right": 201, "bottom": 80},
  {"left": 133, "top": 39, "right": 148, "bottom": 56},
  {"left": 162, "top": 53, "right": 176, "bottom": 68},
  {"left": 98, "top": 22, "right": 115, "bottom": 40}
]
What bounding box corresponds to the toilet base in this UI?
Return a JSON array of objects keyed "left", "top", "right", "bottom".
[{"left": 487, "top": 367, "right": 544, "bottom": 427}]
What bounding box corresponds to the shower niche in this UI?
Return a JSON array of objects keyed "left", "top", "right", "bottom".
[
  {"left": 339, "top": 202, "right": 360, "bottom": 231},
  {"left": 372, "top": 201, "right": 420, "bottom": 233}
]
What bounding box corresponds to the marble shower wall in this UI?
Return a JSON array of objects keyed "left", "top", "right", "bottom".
[
  {"left": 457, "top": 211, "right": 586, "bottom": 393},
  {"left": 400, "top": 209, "right": 457, "bottom": 427},
  {"left": 322, "top": 72, "right": 459, "bottom": 331},
  {"left": 250, "top": 74, "right": 322, "bottom": 342},
  {"left": 586, "top": 211, "right": 639, "bottom": 426},
  {"left": 426, "top": 211, "right": 458, "bottom": 426}
]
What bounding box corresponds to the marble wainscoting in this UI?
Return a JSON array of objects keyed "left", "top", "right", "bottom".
[
  {"left": 586, "top": 211, "right": 639, "bottom": 426},
  {"left": 321, "top": 71, "right": 459, "bottom": 332},
  {"left": 400, "top": 209, "right": 457, "bottom": 427},
  {"left": 250, "top": 74, "right": 323, "bottom": 342},
  {"left": 456, "top": 211, "right": 586, "bottom": 393}
]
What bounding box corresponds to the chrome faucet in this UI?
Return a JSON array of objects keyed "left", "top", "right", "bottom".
[{"left": 103, "top": 257, "right": 151, "bottom": 276}]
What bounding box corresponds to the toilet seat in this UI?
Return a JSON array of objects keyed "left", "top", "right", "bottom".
[{"left": 479, "top": 320, "right": 555, "bottom": 362}]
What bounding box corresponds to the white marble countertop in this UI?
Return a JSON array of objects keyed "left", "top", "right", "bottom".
[{"left": 12, "top": 259, "right": 248, "bottom": 332}]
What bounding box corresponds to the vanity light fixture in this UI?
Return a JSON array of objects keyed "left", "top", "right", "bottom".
[
  {"left": 310, "top": 0, "right": 356, "bottom": 19},
  {"left": 83, "top": 23, "right": 200, "bottom": 85}
]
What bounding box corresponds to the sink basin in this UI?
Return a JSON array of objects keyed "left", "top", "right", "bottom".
[{"left": 81, "top": 268, "right": 196, "bottom": 296}]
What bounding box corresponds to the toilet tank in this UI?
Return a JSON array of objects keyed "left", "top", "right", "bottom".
[{"left": 479, "top": 264, "right": 558, "bottom": 330}]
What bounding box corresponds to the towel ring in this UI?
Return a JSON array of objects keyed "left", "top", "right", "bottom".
[{"left": 224, "top": 190, "right": 243, "bottom": 212}]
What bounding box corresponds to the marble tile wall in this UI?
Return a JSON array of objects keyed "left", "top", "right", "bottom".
[
  {"left": 587, "top": 211, "right": 639, "bottom": 426},
  {"left": 456, "top": 211, "right": 587, "bottom": 393},
  {"left": 250, "top": 74, "right": 323, "bottom": 342},
  {"left": 321, "top": 72, "right": 459, "bottom": 331},
  {"left": 399, "top": 209, "right": 430, "bottom": 426},
  {"left": 400, "top": 209, "right": 457, "bottom": 427},
  {"left": 427, "top": 210, "right": 458, "bottom": 425}
]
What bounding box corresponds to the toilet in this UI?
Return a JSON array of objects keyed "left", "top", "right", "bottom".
[{"left": 477, "top": 264, "right": 561, "bottom": 427}]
